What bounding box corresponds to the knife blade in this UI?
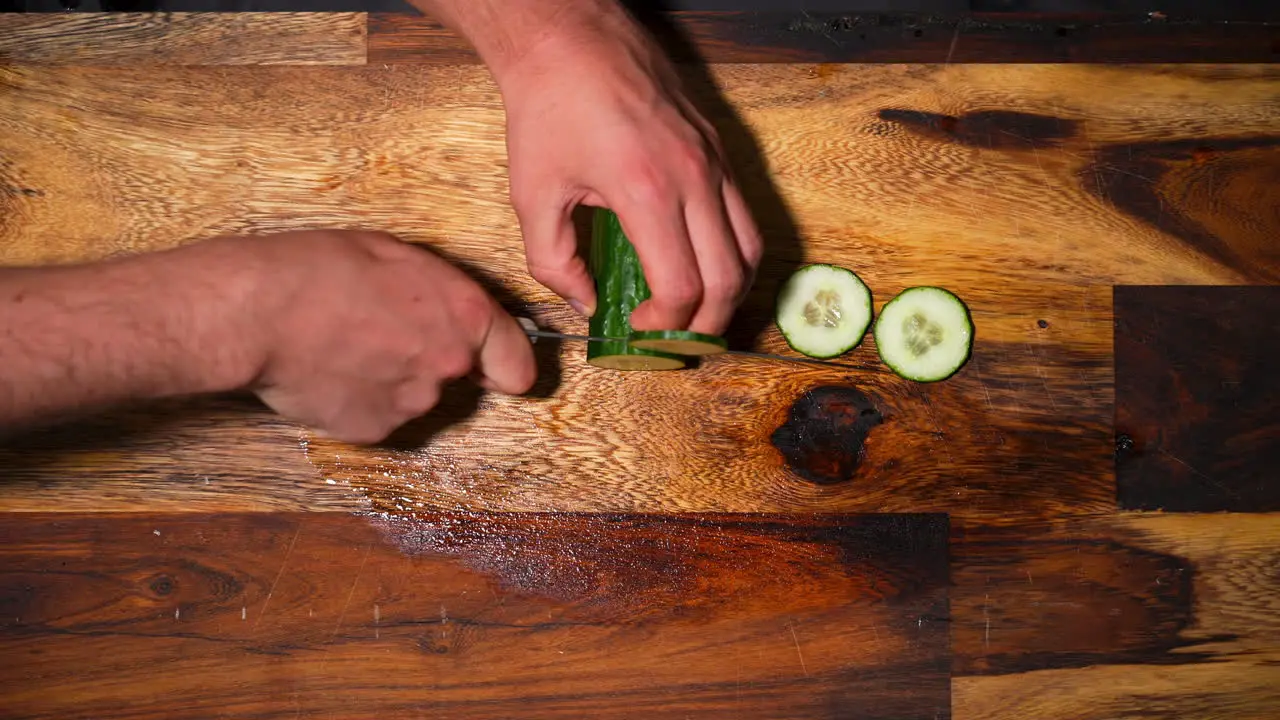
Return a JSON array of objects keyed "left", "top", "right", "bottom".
[{"left": 518, "top": 319, "right": 864, "bottom": 371}]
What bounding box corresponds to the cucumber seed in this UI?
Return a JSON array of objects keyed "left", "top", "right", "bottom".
[
  {"left": 803, "top": 289, "right": 843, "bottom": 328},
  {"left": 903, "top": 312, "right": 944, "bottom": 356}
]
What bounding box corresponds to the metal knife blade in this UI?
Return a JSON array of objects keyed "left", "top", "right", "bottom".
[{"left": 519, "top": 323, "right": 863, "bottom": 371}]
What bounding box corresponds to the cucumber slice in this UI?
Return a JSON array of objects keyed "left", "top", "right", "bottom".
[
  {"left": 586, "top": 208, "right": 687, "bottom": 371},
  {"left": 775, "top": 264, "right": 873, "bottom": 358},
  {"left": 628, "top": 330, "right": 728, "bottom": 356},
  {"left": 873, "top": 286, "right": 973, "bottom": 382}
]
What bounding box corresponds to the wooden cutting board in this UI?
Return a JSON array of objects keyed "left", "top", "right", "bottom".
[{"left": 1, "top": 11, "right": 1278, "bottom": 720}]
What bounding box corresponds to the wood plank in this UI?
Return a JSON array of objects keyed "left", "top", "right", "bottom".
[
  {"left": 368, "top": 11, "right": 1280, "bottom": 64},
  {"left": 0, "top": 396, "right": 348, "bottom": 512},
  {"left": 0, "top": 12, "right": 367, "bottom": 66},
  {"left": 953, "top": 513, "right": 1280, "bottom": 719},
  {"left": 2, "top": 62, "right": 1277, "bottom": 513},
  {"left": 1115, "top": 286, "right": 1280, "bottom": 512},
  {"left": 0, "top": 511, "right": 951, "bottom": 720}
]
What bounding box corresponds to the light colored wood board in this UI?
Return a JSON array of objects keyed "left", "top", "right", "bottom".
[
  {"left": 0, "top": 13, "right": 367, "bottom": 66},
  {"left": 0, "top": 63, "right": 1276, "bottom": 515},
  {"left": 0, "top": 284, "right": 1112, "bottom": 517},
  {"left": 299, "top": 286, "right": 1112, "bottom": 519},
  {"left": 0, "top": 396, "right": 347, "bottom": 513},
  {"left": 953, "top": 512, "right": 1280, "bottom": 719}
]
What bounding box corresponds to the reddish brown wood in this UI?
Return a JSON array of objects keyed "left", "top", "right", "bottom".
[
  {"left": 0, "top": 511, "right": 951, "bottom": 720},
  {"left": 1115, "top": 286, "right": 1280, "bottom": 512},
  {"left": 368, "top": 11, "right": 1280, "bottom": 64}
]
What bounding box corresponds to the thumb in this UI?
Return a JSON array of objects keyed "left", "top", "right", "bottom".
[{"left": 516, "top": 197, "right": 597, "bottom": 316}]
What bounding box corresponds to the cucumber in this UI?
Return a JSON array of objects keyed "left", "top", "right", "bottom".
[
  {"left": 775, "top": 264, "right": 873, "bottom": 358},
  {"left": 873, "top": 286, "right": 973, "bottom": 382},
  {"left": 628, "top": 330, "right": 727, "bottom": 356},
  {"left": 586, "top": 208, "right": 687, "bottom": 371}
]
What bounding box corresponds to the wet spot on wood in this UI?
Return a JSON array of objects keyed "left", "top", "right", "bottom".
[{"left": 771, "top": 386, "right": 882, "bottom": 485}]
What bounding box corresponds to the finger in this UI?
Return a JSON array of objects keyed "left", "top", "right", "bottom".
[
  {"left": 683, "top": 190, "right": 746, "bottom": 336},
  {"left": 612, "top": 197, "right": 703, "bottom": 332},
  {"left": 721, "top": 178, "right": 764, "bottom": 302},
  {"left": 516, "top": 195, "right": 597, "bottom": 316},
  {"left": 393, "top": 376, "right": 443, "bottom": 418},
  {"left": 474, "top": 306, "right": 538, "bottom": 395}
]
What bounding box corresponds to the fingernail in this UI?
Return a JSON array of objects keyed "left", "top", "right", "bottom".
[{"left": 569, "top": 299, "right": 589, "bottom": 316}]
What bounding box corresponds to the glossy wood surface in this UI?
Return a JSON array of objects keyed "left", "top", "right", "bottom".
[{"left": 1, "top": 11, "right": 1278, "bottom": 720}]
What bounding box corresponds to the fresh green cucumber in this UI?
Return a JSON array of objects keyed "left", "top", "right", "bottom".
[
  {"left": 775, "top": 263, "right": 873, "bottom": 358},
  {"left": 628, "top": 330, "right": 727, "bottom": 356},
  {"left": 873, "top": 286, "right": 973, "bottom": 382},
  {"left": 586, "top": 208, "right": 687, "bottom": 371}
]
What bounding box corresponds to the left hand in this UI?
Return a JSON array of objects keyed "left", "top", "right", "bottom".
[{"left": 493, "top": 9, "right": 763, "bottom": 336}]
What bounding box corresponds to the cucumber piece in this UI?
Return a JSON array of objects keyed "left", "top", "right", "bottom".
[
  {"left": 586, "top": 208, "right": 687, "bottom": 371},
  {"left": 628, "top": 330, "right": 728, "bottom": 356},
  {"left": 775, "top": 264, "right": 873, "bottom": 358},
  {"left": 873, "top": 286, "right": 973, "bottom": 382}
]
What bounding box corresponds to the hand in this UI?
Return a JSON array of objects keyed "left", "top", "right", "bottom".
[
  {"left": 233, "top": 230, "right": 536, "bottom": 444},
  {"left": 494, "top": 9, "right": 763, "bottom": 336}
]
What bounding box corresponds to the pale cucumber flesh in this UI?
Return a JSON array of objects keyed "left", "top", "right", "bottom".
[
  {"left": 775, "top": 264, "right": 873, "bottom": 359},
  {"left": 874, "top": 286, "right": 972, "bottom": 382},
  {"left": 628, "top": 330, "right": 728, "bottom": 356}
]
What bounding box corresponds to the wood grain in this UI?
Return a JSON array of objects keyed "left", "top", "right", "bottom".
[
  {"left": 0, "top": 511, "right": 951, "bottom": 720},
  {"left": 368, "top": 11, "right": 1280, "bottom": 64},
  {"left": 1115, "top": 286, "right": 1280, "bottom": 512},
  {"left": 954, "top": 513, "right": 1280, "bottom": 719},
  {"left": 0, "top": 13, "right": 367, "bottom": 66},
  {"left": 1, "top": 52, "right": 1279, "bottom": 719},
  {"left": 2, "top": 62, "right": 1277, "bottom": 514}
]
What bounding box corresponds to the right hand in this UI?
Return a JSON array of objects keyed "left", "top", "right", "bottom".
[{"left": 227, "top": 230, "right": 536, "bottom": 444}]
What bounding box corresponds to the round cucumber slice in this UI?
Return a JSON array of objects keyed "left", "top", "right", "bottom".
[
  {"left": 775, "top": 264, "right": 873, "bottom": 359},
  {"left": 628, "top": 330, "right": 728, "bottom": 356},
  {"left": 873, "top": 286, "right": 973, "bottom": 382}
]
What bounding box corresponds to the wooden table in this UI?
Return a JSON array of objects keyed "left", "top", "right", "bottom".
[{"left": 1, "top": 10, "right": 1277, "bottom": 719}]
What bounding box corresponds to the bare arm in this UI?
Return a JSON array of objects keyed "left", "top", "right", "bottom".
[
  {"left": 0, "top": 231, "right": 535, "bottom": 443},
  {"left": 0, "top": 240, "right": 261, "bottom": 431}
]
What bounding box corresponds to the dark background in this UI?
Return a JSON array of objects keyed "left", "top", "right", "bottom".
[{"left": 4, "top": 0, "right": 1277, "bottom": 21}]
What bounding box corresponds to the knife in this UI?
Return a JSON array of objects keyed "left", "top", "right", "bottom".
[{"left": 517, "top": 318, "right": 864, "bottom": 371}]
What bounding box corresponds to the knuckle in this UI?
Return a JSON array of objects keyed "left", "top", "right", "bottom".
[
  {"left": 434, "top": 346, "right": 475, "bottom": 380},
  {"left": 396, "top": 381, "right": 442, "bottom": 416},
  {"left": 673, "top": 141, "right": 715, "bottom": 186},
  {"left": 622, "top": 163, "right": 675, "bottom": 207},
  {"left": 452, "top": 286, "right": 494, "bottom": 329},
  {"left": 526, "top": 260, "right": 561, "bottom": 288},
  {"left": 705, "top": 266, "right": 745, "bottom": 303},
  {"left": 665, "top": 275, "right": 704, "bottom": 309}
]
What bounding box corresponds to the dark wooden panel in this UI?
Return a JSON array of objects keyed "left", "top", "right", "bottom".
[
  {"left": 1115, "top": 286, "right": 1280, "bottom": 512},
  {"left": 0, "top": 12, "right": 367, "bottom": 65},
  {"left": 953, "top": 513, "right": 1280, "bottom": 719},
  {"left": 368, "top": 11, "right": 1280, "bottom": 64},
  {"left": 0, "top": 511, "right": 951, "bottom": 720},
  {"left": 952, "top": 521, "right": 1219, "bottom": 676}
]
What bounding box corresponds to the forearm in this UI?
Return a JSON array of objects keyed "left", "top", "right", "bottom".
[
  {"left": 406, "top": 0, "right": 637, "bottom": 83},
  {"left": 0, "top": 241, "right": 262, "bottom": 430}
]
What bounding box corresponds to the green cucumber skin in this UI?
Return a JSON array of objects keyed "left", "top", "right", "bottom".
[
  {"left": 874, "top": 286, "right": 974, "bottom": 382},
  {"left": 587, "top": 209, "right": 684, "bottom": 366}
]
